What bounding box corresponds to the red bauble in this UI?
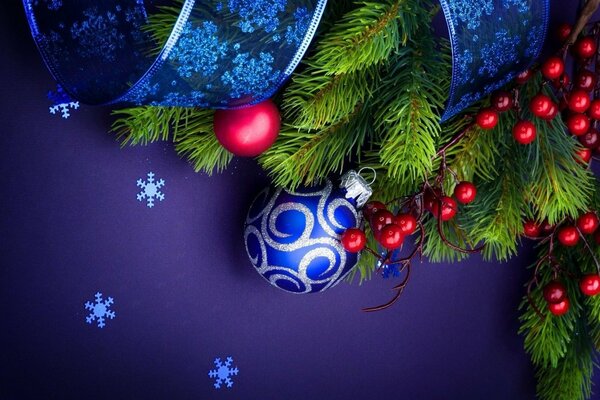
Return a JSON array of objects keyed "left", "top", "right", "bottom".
[
  {"left": 394, "top": 213, "right": 417, "bottom": 235},
  {"left": 530, "top": 94, "right": 554, "bottom": 118},
  {"left": 543, "top": 281, "right": 567, "bottom": 304},
  {"left": 575, "top": 70, "right": 597, "bottom": 92},
  {"left": 476, "top": 108, "right": 499, "bottom": 130},
  {"left": 454, "top": 181, "right": 477, "bottom": 204},
  {"left": 213, "top": 100, "right": 281, "bottom": 157},
  {"left": 548, "top": 298, "right": 570, "bottom": 316},
  {"left": 556, "top": 23, "right": 572, "bottom": 42},
  {"left": 574, "top": 36, "right": 597, "bottom": 59},
  {"left": 512, "top": 120, "right": 537, "bottom": 144},
  {"left": 567, "top": 113, "right": 590, "bottom": 136},
  {"left": 523, "top": 220, "right": 541, "bottom": 237},
  {"left": 589, "top": 99, "right": 600, "bottom": 120},
  {"left": 579, "top": 129, "right": 600, "bottom": 149},
  {"left": 371, "top": 209, "right": 395, "bottom": 234},
  {"left": 568, "top": 90, "right": 591, "bottom": 113},
  {"left": 340, "top": 228, "right": 366, "bottom": 253},
  {"left": 557, "top": 225, "right": 580, "bottom": 246},
  {"left": 580, "top": 274, "right": 600, "bottom": 296},
  {"left": 440, "top": 197, "right": 458, "bottom": 221},
  {"left": 577, "top": 212, "right": 599, "bottom": 234},
  {"left": 378, "top": 224, "right": 404, "bottom": 250},
  {"left": 541, "top": 57, "right": 565, "bottom": 80},
  {"left": 575, "top": 147, "right": 592, "bottom": 164},
  {"left": 491, "top": 91, "right": 513, "bottom": 112},
  {"left": 515, "top": 70, "right": 532, "bottom": 84},
  {"left": 363, "top": 201, "right": 387, "bottom": 220}
]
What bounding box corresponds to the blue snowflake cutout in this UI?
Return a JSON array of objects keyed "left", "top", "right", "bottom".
[
  {"left": 136, "top": 172, "right": 165, "bottom": 208},
  {"left": 47, "top": 84, "right": 79, "bottom": 119},
  {"left": 208, "top": 356, "right": 239, "bottom": 389},
  {"left": 84, "top": 292, "right": 116, "bottom": 328}
]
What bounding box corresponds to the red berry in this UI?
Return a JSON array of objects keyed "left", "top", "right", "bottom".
[
  {"left": 476, "top": 108, "right": 499, "bottom": 130},
  {"left": 543, "top": 103, "right": 559, "bottom": 120},
  {"left": 541, "top": 220, "right": 555, "bottom": 235},
  {"left": 454, "top": 181, "right": 477, "bottom": 204},
  {"left": 543, "top": 281, "right": 567, "bottom": 304},
  {"left": 541, "top": 57, "right": 565, "bottom": 80},
  {"left": 579, "top": 129, "right": 600, "bottom": 149},
  {"left": 567, "top": 113, "right": 590, "bottom": 136},
  {"left": 577, "top": 212, "right": 599, "bottom": 234},
  {"left": 557, "top": 225, "right": 580, "bottom": 246},
  {"left": 575, "top": 147, "right": 592, "bottom": 164},
  {"left": 523, "top": 220, "right": 541, "bottom": 237},
  {"left": 512, "top": 120, "right": 537, "bottom": 144},
  {"left": 515, "top": 70, "right": 532, "bottom": 84},
  {"left": 394, "top": 213, "right": 417, "bottom": 235},
  {"left": 378, "top": 224, "right": 404, "bottom": 250},
  {"left": 530, "top": 94, "right": 554, "bottom": 118},
  {"left": 575, "top": 70, "right": 597, "bottom": 92},
  {"left": 371, "top": 210, "right": 394, "bottom": 234},
  {"left": 556, "top": 23, "right": 572, "bottom": 42},
  {"left": 548, "top": 298, "right": 570, "bottom": 316},
  {"left": 432, "top": 196, "right": 458, "bottom": 221},
  {"left": 574, "top": 36, "right": 597, "bottom": 59},
  {"left": 568, "top": 90, "right": 591, "bottom": 113},
  {"left": 423, "top": 188, "right": 441, "bottom": 212},
  {"left": 363, "top": 201, "right": 386, "bottom": 220},
  {"left": 340, "top": 228, "right": 366, "bottom": 253},
  {"left": 589, "top": 99, "right": 600, "bottom": 120},
  {"left": 580, "top": 274, "right": 600, "bottom": 296},
  {"left": 491, "top": 91, "right": 513, "bottom": 112}
]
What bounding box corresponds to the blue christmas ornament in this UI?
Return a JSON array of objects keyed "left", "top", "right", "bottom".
[
  {"left": 244, "top": 171, "right": 372, "bottom": 294},
  {"left": 22, "top": 0, "right": 326, "bottom": 108}
]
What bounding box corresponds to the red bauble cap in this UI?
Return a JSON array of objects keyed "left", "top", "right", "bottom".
[{"left": 213, "top": 100, "right": 281, "bottom": 157}]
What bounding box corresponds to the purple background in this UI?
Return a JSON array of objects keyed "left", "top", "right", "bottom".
[{"left": 0, "top": 1, "right": 596, "bottom": 399}]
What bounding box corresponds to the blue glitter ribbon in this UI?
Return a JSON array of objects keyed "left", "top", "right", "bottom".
[
  {"left": 439, "top": 0, "right": 549, "bottom": 121},
  {"left": 23, "top": 0, "right": 326, "bottom": 108},
  {"left": 23, "top": 0, "right": 548, "bottom": 116}
]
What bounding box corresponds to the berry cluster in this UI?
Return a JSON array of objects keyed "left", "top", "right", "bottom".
[
  {"left": 541, "top": 274, "right": 600, "bottom": 317},
  {"left": 472, "top": 23, "right": 600, "bottom": 161},
  {"left": 339, "top": 169, "right": 479, "bottom": 311},
  {"left": 523, "top": 211, "right": 600, "bottom": 317},
  {"left": 340, "top": 181, "right": 477, "bottom": 255}
]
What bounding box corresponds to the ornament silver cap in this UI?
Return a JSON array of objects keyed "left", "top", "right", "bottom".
[{"left": 339, "top": 169, "right": 374, "bottom": 208}]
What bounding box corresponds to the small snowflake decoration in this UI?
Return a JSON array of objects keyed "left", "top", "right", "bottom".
[
  {"left": 84, "top": 292, "right": 116, "bottom": 328},
  {"left": 47, "top": 84, "right": 79, "bottom": 119},
  {"left": 208, "top": 356, "right": 239, "bottom": 389},
  {"left": 136, "top": 172, "right": 165, "bottom": 208}
]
